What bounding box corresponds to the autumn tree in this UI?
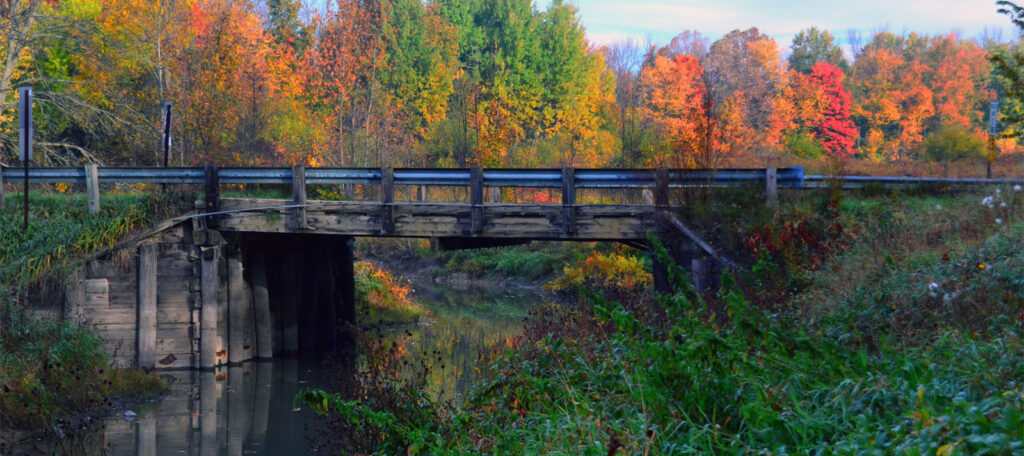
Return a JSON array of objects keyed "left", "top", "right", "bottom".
[
  {"left": 789, "top": 27, "right": 847, "bottom": 73},
  {"left": 802, "top": 62, "right": 858, "bottom": 157}
]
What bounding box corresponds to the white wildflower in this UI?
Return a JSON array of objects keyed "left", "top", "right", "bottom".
[
  {"left": 996, "top": 218, "right": 1004, "bottom": 224},
  {"left": 928, "top": 282, "right": 940, "bottom": 292},
  {"left": 1001, "top": 202, "right": 1007, "bottom": 208},
  {"left": 982, "top": 196, "right": 995, "bottom": 208},
  {"left": 1014, "top": 185, "right": 1022, "bottom": 192},
  {"left": 996, "top": 188, "right": 1002, "bottom": 194},
  {"left": 935, "top": 204, "right": 943, "bottom": 210}
]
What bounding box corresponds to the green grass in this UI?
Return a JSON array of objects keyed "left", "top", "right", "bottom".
[
  {"left": 438, "top": 242, "right": 588, "bottom": 280},
  {"left": 0, "top": 190, "right": 190, "bottom": 433},
  {"left": 298, "top": 188, "right": 1024, "bottom": 455}
]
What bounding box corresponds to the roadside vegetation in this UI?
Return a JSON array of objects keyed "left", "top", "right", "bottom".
[
  {"left": 300, "top": 186, "right": 1024, "bottom": 454},
  {"left": 0, "top": 190, "right": 191, "bottom": 434},
  {"left": 355, "top": 261, "right": 424, "bottom": 327}
]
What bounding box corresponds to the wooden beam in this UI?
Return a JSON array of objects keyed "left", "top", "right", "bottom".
[
  {"left": 470, "top": 167, "right": 483, "bottom": 234},
  {"left": 380, "top": 167, "right": 394, "bottom": 233},
  {"left": 199, "top": 370, "right": 217, "bottom": 453},
  {"left": 291, "top": 165, "right": 306, "bottom": 230},
  {"left": 655, "top": 167, "right": 669, "bottom": 208},
  {"left": 249, "top": 247, "right": 273, "bottom": 359},
  {"left": 336, "top": 237, "right": 355, "bottom": 327},
  {"left": 136, "top": 243, "right": 157, "bottom": 369},
  {"left": 282, "top": 247, "right": 300, "bottom": 353},
  {"left": 204, "top": 163, "right": 219, "bottom": 228},
  {"left": 85, "top": 163, "right": 100, "bottom": 214},
  {"left": 199, "top": 247, "right": 220, "bottom": 369},
  {"left": 561, "top": 167, "right": 575, "bottom": 234},
  {"left": 227, "top": 244, "right": 250, "bottom": 364},
  {"left": 766, "top": 167, "right": 777, "bottom": 206}
]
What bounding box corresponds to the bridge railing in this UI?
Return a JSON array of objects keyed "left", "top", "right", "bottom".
[{"left": 1, "top": 165, "right": 1021, "bottom": 216}]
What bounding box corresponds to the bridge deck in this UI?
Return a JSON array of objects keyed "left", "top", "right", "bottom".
[{"left": 215, "top": 198, "right": 661, "bottom": 241}]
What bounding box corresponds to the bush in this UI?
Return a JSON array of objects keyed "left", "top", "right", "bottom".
[
  {"left": 921, "top": 124, "right": 986, "bottom": 171},
  {"left": 786, "top": 130, "right": 826, "bottom": 159},
  {"left": 354, "top": 262, "right": 423, "bottom": 326}
]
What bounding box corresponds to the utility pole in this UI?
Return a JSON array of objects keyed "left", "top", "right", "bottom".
[{"left": 19, "top": 87, "right": 32, "bottom": 230}]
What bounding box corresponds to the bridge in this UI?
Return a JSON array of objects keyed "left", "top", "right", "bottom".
[{"left": 8, "top": 164, "right": 1017, "bottom": 371}]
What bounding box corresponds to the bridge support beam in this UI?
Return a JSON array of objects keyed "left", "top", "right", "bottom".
[
  {"left": 136, "top": 243, "right": 157, "bottom": 369},
  {"left": 227, "top": 244, "right": 253, "bottom": 364},
  {"left": 249, "top": 248, "right": 274, "bottom": 359},
  {"left": 199, "top": 246, "right": 220, "bottom": 369},
  {"left": 336, "top": 237, "right": 356, "bottom": 331},
  {"left": 282, "top": 245, "right": 300, "bottom": 353}
]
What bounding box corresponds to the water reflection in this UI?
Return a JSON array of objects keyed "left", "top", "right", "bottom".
[{"left": 14, "top": 285, "right": 545, "bottom": 455}]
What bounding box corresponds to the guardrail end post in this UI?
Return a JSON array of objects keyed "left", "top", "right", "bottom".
[
  {"left": 561, "top": 167, "right": 575, "bottom": 234},
  {"left": 470, "top": 167, "right": 483, "bottom": 234},
  {"left": 655, "top": 168, "right": 669, "bottom": 208},
  {"left": 204, "top": 163, "right": 220, "bottom": 228},
  {"left": 766, "top": 167, "right": 777, "bottom": 206},
  {"left": 85, "top": 163, "right": 100, "bottom": 214},
  {"left": 380, "top": 167, "right": 394, "bottom": 234}
]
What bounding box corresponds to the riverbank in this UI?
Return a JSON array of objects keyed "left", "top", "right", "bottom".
[
  {"left": 301, "top": 186, "right": 1024, "bottom": 454},
  {"left": 0, "top": 191, "right": 192, "bottom": 443}
]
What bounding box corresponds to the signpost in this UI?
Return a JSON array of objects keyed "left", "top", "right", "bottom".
[
  {"left": 988, "top": 100, "right": 999, "bottom": 179},
  {"left": 19, "top": 87, "right": 32, "bottom": 230},
  {"left": 161, "top": 102, "right": 172, "bottom": 192}
]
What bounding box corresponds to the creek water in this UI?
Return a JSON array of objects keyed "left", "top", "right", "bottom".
[{"left": 14, "top": 285, "right": 544, "bottom": 455}]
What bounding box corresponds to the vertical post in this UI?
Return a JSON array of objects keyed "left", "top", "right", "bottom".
[
  {"left": 85, "top": 163, "right": 100, "bottom": 214},
  {"left": 227, "top": 244, "right": 249, "bottom": 364},
  {"left": 316, "top": 254, "right": 337, "bottom": 350},
  {"left": 766, "top": 167, "right": 778, "bottom": 206},
  {"left": 655, "top": 167, "right": 669, "bottom": 208},
  {"left": 250, "top": 361, "right": 272, "bottom": 442},
  {"left": 200, "top": 247, "right": 220, "bottom": 369},
  {"left": 204, "top": 163, "right": 219, "bottom": 228},
  {"left": 227, "top": 365, "right": 248, "bottom": 456},
  {"left": 283, "top": 248, "right": 300, "bottom": 353},
  {"left": 199, "top": 370, "right": 217, "bottom": 456},
  {"left": 137, "top": 243, "right": 157, "bottom": 369},
  {"left": 299, "top": 252, "right": 318, "bottom": 352},
  {"left": 470, "top": 167, "right": 483, "bottom": 234},
  {"left": 250, "top": 248, "right": 274, "bottom": 359},
  {"left": 291, "top": 165, "right": 306, "bottom": 231},
  {"left": 162, "top": 102, "right": 172, "bottom": 168},
  {"left": 19, "top": 87, "right": 32, "bottom": 231},
  {"left": 337, "top": 237, "right": 355, "bottom": 327},
  {"left": 380, "top": 167, "right": 394, "bottom": 234},
  {"left": 561, "top": 167, "right": 575, "bottom": 234}
]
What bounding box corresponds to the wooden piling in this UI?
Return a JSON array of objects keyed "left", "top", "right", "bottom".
[
  {"left": 380, "top": 167, "right": 394, "bottom": 234},
  {"left": 561, "top": 167, "right": 575, "bottom": 234},
  {"left": 227, "top": 365, "right": 249, "bottom": 455},
  {"left": 200, "top": 247, "right": 220, "bottom": 369},
  {"left": 299, "top": 250, "right": 318, "bottom": 352},
  {"left": 251, "top": 361, "right": 272, "bottom": 441},
  {"left": 250, "top": 248, "right": 273, "bottom": 359},
  {"left": 766, "top": 167, "right": 778, "bottom": 206},
  {"left": 85, "top": 163, "right": 100, "bottom": 214},
  {"left": 136, "top": 243, "right": 157, "bottom": 369},
  {"left": 291, "top": 165, "right": 306, "bottom": 230},
  {"left": 135, "top": 409, "right": 156, "bottom": 456},
  {"left": 337, "top": 237, "right": 356, "bottom": 328},
  {"left": 317, "top": 253, "right": 337, "bottom": 350},
  {"left": 199, "top": 370, "right": 217, "bottom": 456},
  {"left": 282, "top": 248, "right": 300, "bottom": 353},
  {"left": 470, "top": 167, "right": 483, "bottom": 234},
  {"left": 227, "top": 244, "right": 250, "bottom": 364}
]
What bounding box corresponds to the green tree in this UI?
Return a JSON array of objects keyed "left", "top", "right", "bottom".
[{"left": 788, "top": 27, "right": 847, "bottom": 73}]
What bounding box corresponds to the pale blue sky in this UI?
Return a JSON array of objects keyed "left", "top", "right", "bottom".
[{"left": 541, "top": 0, "right": 1019, "bottom": 50}]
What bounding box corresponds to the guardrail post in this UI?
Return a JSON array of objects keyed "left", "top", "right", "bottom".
[
  {"left": 380, "top": 167, "right": 394, "bottom": 234},
  {"left": 470, "top": 167, "right": 483, "bottom": 234},
  {"left": 291, "top": 165, "right": 306, "bottom": 230},
  {"left": 85, "top": 163, "right": 100, "bottom": 214},
  {"left": 561, "top": 167, "right": 575, "bottom": 234},
  {"left": 655, "top": 168, "right": 669, "bottom": 208},
  {"left": 204, "top": 163, "right": 219, "bottom": 228},
  {"left": 766, "top": 167, "right": 777, "bottom": 206}
]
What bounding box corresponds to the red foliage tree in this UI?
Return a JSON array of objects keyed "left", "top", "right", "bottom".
[{"left": 806, "top": 62, "right": 858, "bottom": 158}]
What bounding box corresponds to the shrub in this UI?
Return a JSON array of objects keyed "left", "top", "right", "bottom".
[
  {"left": 354, "top": 262, "right": 423, "bottom": 326},
  {"left": 921, "top": 124, "right": 986, "bottom": 173}
]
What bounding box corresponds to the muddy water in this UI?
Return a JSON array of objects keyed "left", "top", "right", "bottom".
[{"left": 15, "top": 285, "right": 544, "bottom": 455}]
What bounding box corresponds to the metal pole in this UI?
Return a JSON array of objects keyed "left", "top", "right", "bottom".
[{"left": 19, "top": 87, "right": 32, "bottom": 230}]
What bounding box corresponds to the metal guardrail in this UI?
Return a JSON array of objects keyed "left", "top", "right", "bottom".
[
  {"left": 0, "top": 166, "right": 808, "bottom": 188},
  {"left": 1, "top": 165, "right": 1020, "bottom": 189}
]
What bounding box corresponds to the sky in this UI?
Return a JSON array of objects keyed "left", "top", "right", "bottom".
[{"left": 543, "top": 0, "right": 1019, "bottom": 51}]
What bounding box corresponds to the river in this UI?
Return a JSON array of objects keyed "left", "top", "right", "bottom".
[{"left": 14, "top": 284, "right": 543, "bottom": 455}]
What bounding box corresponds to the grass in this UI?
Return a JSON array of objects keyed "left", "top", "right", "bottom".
[
  {"left": 0, "top": 190, "right": 191, "bottom": 434},
  {"left": 355, "top": 261, "right": 426, "bottom": 326},
  {"left": 437, "top": 242, "right": 589, "bottom": 281},
  {"left": 298, "top": 187, "right": 1024, "bottom": 455}
]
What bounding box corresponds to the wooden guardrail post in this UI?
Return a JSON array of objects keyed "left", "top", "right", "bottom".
[
  {"left": 85, "top": 163, "right": 100, "bottom": 214},
  {"left": 136, "top": 243, "right": 157, "bottom": 369},
  {"left": 380, "top": 167, "right": 394, "bottom": 234},
  {"left": 470, "top": 167, "right": 483, "bottom": 234},
  {"left": 766, "top": 167, "right": 778, "bottom": 206},
  {"left": 291, "top": 165, "right": 306, "bottom": 230},
  {"left": 655, "top": 167, "right": 669, "bottom": 208},
  {"left": 561, "top": 167, "right": 575, "bottom": 234},
  {"left": 204, "top": 163, "right": 219, "bottom": 228}
]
